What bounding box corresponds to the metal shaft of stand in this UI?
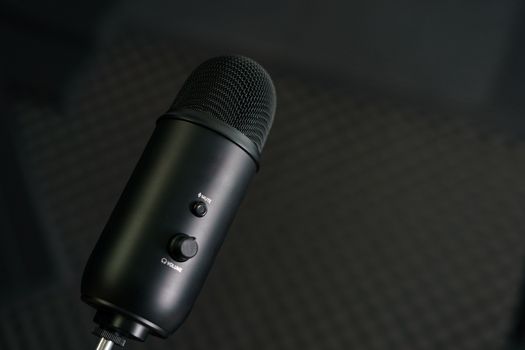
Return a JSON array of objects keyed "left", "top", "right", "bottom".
[{"left": 95, "top": 337, "right": 115, "bottom": 350}]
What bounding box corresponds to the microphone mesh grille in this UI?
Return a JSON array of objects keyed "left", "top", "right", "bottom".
[{"left": 170, "top": 55, "right": 276, "bottom": 152}]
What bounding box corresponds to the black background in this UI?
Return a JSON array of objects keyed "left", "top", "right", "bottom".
[{"left": 2, "top": 1, "right": 525, "bottom": 349}]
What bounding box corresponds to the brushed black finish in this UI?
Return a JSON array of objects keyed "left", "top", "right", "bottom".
[
  {"left": 81, "top": 118, "right": 257, "bottom": 338},
  {"left": 160, "top": 110, "right": 262, "bottom": 166}
]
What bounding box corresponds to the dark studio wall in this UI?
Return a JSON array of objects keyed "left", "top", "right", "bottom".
[{"left": 2, "top": 1, "right": 525, "bottom": 349}]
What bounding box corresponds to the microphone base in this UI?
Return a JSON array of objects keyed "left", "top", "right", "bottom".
[{"left": 93, "top": 310, "right": 149, "bottom": 342}]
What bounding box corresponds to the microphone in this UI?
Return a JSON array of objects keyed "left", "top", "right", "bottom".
[{"left": 81, "top": 55, "right": 276, "bottom": 349}]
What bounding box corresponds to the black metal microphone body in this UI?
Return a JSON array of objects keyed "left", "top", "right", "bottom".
[{"left": 80, "top": 56, "right": 276, "bottom": 347}]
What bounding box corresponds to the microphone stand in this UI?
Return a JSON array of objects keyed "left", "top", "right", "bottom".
[{"left": 95, "top": 338, "right": 115, "bottom": 350}]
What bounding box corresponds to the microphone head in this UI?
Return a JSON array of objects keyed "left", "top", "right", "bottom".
[{"left": 170, "top": 55, "right": 276, "bottom": 153}]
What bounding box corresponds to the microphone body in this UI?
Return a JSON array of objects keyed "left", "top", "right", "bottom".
[
  {"left": 81, "top": 116, "right": 256, "bottom": 339},
  {"left": 80, "top": 55, "right": 276, "bottom": 347}
]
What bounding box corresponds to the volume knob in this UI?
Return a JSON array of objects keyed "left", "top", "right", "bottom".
[{"left": 168, "top": 234, "right": 198, "bottom": 262}]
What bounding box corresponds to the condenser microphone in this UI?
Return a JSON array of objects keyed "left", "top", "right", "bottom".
[{"left": 81, "top": 55, "right": 276, "bottom": 350}]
